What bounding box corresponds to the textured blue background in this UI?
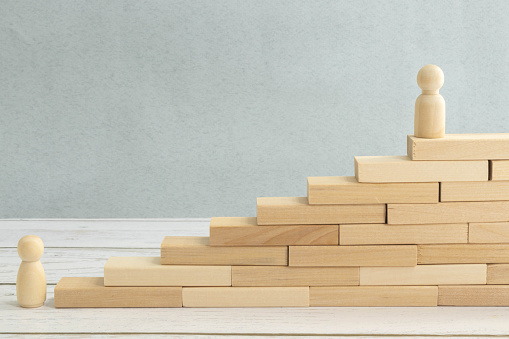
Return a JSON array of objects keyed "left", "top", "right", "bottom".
[{"left": 1, "top": 0, "right": 508, "bottom": 217}]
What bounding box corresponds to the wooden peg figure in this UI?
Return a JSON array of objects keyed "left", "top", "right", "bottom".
[
  {"left": 414, "top": 64, "right": 445, "bottom": 138},
  {"left": 16, "top": 235, "right": 46, "bottom": 308}
]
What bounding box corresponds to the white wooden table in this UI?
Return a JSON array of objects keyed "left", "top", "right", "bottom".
[{"left": 2, "top": 219, "right": 509, "bottom": 338}]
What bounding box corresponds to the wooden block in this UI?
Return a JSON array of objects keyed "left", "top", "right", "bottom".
[
  {"left": 182, "top": 287, "right": 309, "bottom": 307},
  {"left": 209, "top": 217, "right": 338, "bottom": 246},
  {"left": 418, "top": 244, "right": 509, "bottom": 264},
  {"left": 360, "top": 264, "right": 487, "bottom": 285},
  {"left": 355, "top": 155, "right": 488, "bottom": 183},
  {"left": 408, "top": 134, "right": 509, "bottom": 160},
  {"left": 388, "top": 202, "right": 509, "bottom": 224},
  {"left": 310, "top": 286, "right": 438, "bottom": 307},
  {"left": 104, "top": 257, "right": 231, "bottom": 286},
  {"left": 438, "top": 286, "right": 509, "bottom": 306},
  {"left": 54, "top": 277, "right": 182, "bottom": 308},
  {"left": 307, "top": 176, "right": 438, "bottom": 204},
  {"left": 491, "top": 160, "right": 509, "bottom": 181},
  {"left": 289, "top": 245, "right": 417, "bottom": 267},
  {"left": 232, "top": 266, "right": 359, "bottom": 287},
  {"left": 469, "top": 222, "right": 509, "bottom": 243},
  {"left": 340, "top": 223, "right": 468, "bottom": 245},
  {"left": 487, "top": 264, "right": 509, "bottom": 284},
  {"left": 441, "top": 181, "right": 509, "bottom": 202},
  {"left": 256, "top": 197, "right": 385, "bottom": 225},
  {"left": 161, "top": 236, "right": 287, "bottom": 265}
]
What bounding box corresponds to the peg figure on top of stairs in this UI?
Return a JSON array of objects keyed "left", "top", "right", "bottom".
[{"left": 414, "top": 64, "right": 445, "bottom": 139}]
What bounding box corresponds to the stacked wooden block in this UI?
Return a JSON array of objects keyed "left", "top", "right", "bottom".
[{"left": 55, "top": 134, "right": 509, "bottom": 307}]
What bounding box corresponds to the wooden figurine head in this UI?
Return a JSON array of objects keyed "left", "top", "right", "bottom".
[
  {"left": 17, "top": 235, "right": 44, "bottom": 262},
  {"left": 417, "top": 64, "right": 444, "bottom": 94}
]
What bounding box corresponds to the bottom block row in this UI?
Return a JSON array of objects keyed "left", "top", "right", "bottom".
[
  {"left": 54, "top": 278, "right": 183, "bottom": 308},
  {"left": 55, "top": 277, "right": 509, "bottom": 307}
]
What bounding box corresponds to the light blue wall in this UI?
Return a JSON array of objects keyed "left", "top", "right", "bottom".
[{"left": 1, "top": 0, "right": 508, "bottom": 218}]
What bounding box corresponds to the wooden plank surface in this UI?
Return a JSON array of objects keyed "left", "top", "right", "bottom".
[
  {"left": 340, "top": 223, "right": 468, "bottom": 245},
  {"left": 388, "top": 201, "right": 509, "bottom": 224},
  {"left": 469, "top": 222, "right": 509, "bottom": 243},
  {"left": 256, "top": 197, "right": 385, "bottom": 225},
  {"left": 104, "top": 257, "right": 231, "bottom": 286},
  {"left": 307, "top": 176, "right": 438, "bottom": 204},
  {"left": 418, "top": 244, "right": 509, "bottom": 264},
  {"left": 360, "top": 264, "right": 487, "bottom": 285},
  {"left": 487, "top": 264, "right": 509, "bottom": 284},
  {"left": 54, "top": 277, "right": 182, "bottom": 308},
  {"left": 491, "top": 160, "right": 509, "bottom": 181},
  {"left": 441, "top": 181, "right": 509, "bottom": 202},
  {"left": 289, "top": 245, "right": 417, "bottom": 267},
  {"left": 354, "top": 155, "right": 488, "bottom": 183},
  {"left": 182, "top": 287, "right": 309, "bottom": 307},
  {"left": 310, "top": 286, "right": 438, "bottom": 307},
  {"left": 161, "top": 236, "right": 287, "bottom": 265},
  {"left": 5, "top": 285, "right": 509, "bottom": 335},
  {"left": 232, "top": 266, "right": 359, "bottom": 287},
  {"left": 439, "top": 285, "right": 509, "bottom": 306},
  {"left": 209, "top": 217, "right": 338, "bottom": 246},
  {"left": 407, "top": 134, "right": 509, "bottom": 160}
]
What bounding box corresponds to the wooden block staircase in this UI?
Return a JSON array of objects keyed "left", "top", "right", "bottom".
[{"left": 54, "top": 65, "right": 509, "bottom": 307}]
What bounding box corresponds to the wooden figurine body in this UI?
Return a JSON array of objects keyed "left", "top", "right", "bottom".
[
  {"left": 16, "top": 235, "right": 46, "bottom": 308},
  {"left": 414, "top": 64, "right": 445, "bottom": 139}
]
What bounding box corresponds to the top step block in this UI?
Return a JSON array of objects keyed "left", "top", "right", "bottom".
[
  {"left": 408, "top": 134, "right": 509, "bottom": 160},
  {"left": 355, "top": 156, "right": 488, "bottom": 183}
]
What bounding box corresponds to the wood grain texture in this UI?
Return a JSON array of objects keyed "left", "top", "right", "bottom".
[
  {"left": 161, "top": 236, "right": 287, "bottom": 265},
  {"left": 491, "top": 160, "right": 509, "bottom": 181},
  {"left": 441, "top": 181, "right": 509, "bottom": 202},
  {"left": 438, "top": 285, "right": 509, "bottom": 306},
  {"left": 487, "top": 264, "right": 509, "bottom": 284},
  {"left": 232, "top": 266, "right": 359, "bottom": 287},
  {"left": 104, "top": 257, "right": 231, "bottom": 286},
  {"left": 407, "top": 134, "right": 509, "bottom": 160},
  {"left": 469, "top": 222, "right": 509, "bottom": 243},
  {"left": 209, "top": 217, "right": 338, "bottom": 246},
  {"left": 256, "top": 197, "right": 385, "bottom": 225},
  {"left": 360, "top": 264, "right": 487, "bottom": 285},
  {"left": 310, "top": 286, "right": 438, "bottom": 307},
  {"left": 418, "top": 244, "right": 509, "bottom": 264},
  {"left": 307, "top": 176, "right": 438, "bottom": 204},
  {"left": 340, "top": 223, "right": 468, "bottom": 245},
  {"left": 182, "top": 287, "right": 309, "bottom": 307},
  {"left": 388, "top": 202, "right": 509, "bottom": 224},
  {"left": 289, "top": 245, "right": 417, "bottom": 267},
  {"left": 54, "top": 277, "right": 182, "bottom": 308},
  {"left": 354, "top": 155, "right": 488, "bottom": 183}
]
